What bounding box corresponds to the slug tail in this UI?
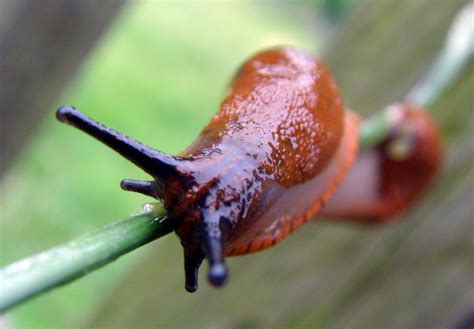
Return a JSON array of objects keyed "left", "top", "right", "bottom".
[{"left": 56, "top": 106, "right": 183, "bottom": 180}]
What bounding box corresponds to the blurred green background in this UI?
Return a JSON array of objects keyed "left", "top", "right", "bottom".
[{"left": 1, "top": 2, "right": 322, "bottom": 327}]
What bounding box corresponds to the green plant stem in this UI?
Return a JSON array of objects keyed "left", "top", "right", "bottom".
[
  {"left": 1, "top": 2, "right": 472, "bottom": 314},
  {"left": 359, "top": 110, "right": 393, "bottom": 149},
  {"left": 360, "top": 2, "right": 473, "bottom": 149},
  {"left": 0, "top": 204, "right": 172, "bottom": 312},
  {"left": 406, "top": 2, "right": 474, "bottom": 107}
]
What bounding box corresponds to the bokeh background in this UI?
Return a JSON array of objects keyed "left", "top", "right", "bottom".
[{"left": 1, "top": 1, "right": 472, "bottom": 328}]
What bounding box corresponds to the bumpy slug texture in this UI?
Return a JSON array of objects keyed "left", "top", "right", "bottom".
[
  {"left": 56, "top": 48, "right": 360, "bottom": 291},
  {"left": 188, "top": 49, "right": 343, "bottom": 185},
  {"left": 321, "top": 103, "right": 442, "bottom": 223}
]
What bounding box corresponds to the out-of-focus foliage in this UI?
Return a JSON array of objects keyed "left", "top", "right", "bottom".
[
  {"left": 323, "top": 0, "right": 357, "bottom": 21},
  {"left": 0, "top": 2, "right": 316, "bottom": 328}
]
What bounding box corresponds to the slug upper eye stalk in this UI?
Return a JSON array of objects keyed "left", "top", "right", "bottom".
[{"left": 56, "top": 48, "right": 360, "bottom": 292}]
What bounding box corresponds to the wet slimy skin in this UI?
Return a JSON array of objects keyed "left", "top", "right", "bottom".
[
  {"left": 56, "top": 48, "right": 359, "bottom": 292},
  {"left": 322, "top": 103, "right": 442, "bottom": 223}
]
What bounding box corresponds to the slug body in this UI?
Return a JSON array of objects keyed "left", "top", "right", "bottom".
[
  {"left": 322, "top": 103, "right": 442, "bottom": 223},
  {"left": 56, "top": 48, "right": 359, "bottom": 291}
]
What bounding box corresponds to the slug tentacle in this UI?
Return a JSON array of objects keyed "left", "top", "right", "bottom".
[
  {"left": 56, "top": 106, "right": 185, "bottom": 181},
  {"left": 183, "top": 245, "right": 204, "bottom": 293},
  {"left": 200, "top": 220, "right": 228, "bottom": 287},
  {"left": 120, "top": 179, "right": 156, "bottom": 197}
]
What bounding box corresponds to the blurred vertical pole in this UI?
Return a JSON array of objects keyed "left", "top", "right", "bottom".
[{"left": 0, "top": 0, "right": 125, "bottom": 177}]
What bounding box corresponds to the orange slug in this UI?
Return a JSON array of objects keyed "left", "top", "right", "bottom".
[
  {"left": 56, "top": 48, "right": 360, "bottom": 292},
  {"left": 321, "top": 103, "right": 442, "bottom": 223}
]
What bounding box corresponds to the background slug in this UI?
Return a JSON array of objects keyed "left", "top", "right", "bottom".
[
  {"left": 321, "top": 103, "right": 442, "bottom": 223},
  {"left": 56, "top": 48, "right": 360, "bottom": 292}
]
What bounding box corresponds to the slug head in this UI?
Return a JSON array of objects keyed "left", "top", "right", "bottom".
[{"left": 56, "top": 106, "right": 229, "bottom": 292}]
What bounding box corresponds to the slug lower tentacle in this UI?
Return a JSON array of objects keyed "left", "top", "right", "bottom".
[
  {"left": 56, "top": 48, "right": 360, "bottom": 291},
  {"left": 321, "top": 103, "right": 443, "bottom": 223}
]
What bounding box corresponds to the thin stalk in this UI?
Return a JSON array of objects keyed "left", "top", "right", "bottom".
[
  {"left": 360, "top": 2, "right": 473, "bottom": 149},
  {"left": 0, "top": 204, "right": 172, "bottom": 312},
  {"left": 406, "top": 2, "right": 474, "bottom": 108},
  {"left": 359, "top": 110, "right": 392, "bottom": 149}
]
